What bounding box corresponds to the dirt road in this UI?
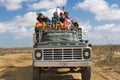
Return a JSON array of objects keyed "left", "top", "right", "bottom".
[{"left": 0, "top": 53, "right": 117, "bottom": 80}]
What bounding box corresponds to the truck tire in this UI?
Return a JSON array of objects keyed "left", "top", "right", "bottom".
[
  {"left": 81, "top": 67, "right": 91, "bottom": 80},
  {"left": 33, "top": 67, "right": 42, "bottom": 80}
]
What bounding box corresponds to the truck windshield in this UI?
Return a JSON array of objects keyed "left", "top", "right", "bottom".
[{"left": 41, "top": 32, "right": 78, "bottom": 42}]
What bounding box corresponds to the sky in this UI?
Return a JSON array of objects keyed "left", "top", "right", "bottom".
[{"left": 0, "top": 0, "right": 120, "bottom": 47}]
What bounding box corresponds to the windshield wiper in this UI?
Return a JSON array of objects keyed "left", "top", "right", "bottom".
[
  {"left": 41, "top": 39, "right": 53, "bottom": 42},
  {"left": 59, "top": 38, "right": 70, "bottom": 41}
]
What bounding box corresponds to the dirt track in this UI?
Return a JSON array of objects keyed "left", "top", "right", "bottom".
[{"left": 0, "top": 53, "right": 118, "bottom": 80}]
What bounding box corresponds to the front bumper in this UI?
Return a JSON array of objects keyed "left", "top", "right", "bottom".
[{"left": 33, "top": 61, "right": 91, "bottom": 67}]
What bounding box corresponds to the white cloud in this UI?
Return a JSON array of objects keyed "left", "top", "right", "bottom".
[
  {"left": 74, "top": 0, "right": 120, "bottom": 21},
  {"left": 78, "top": 21, "right": 120, "bottom": 44},
  {"left": 93, "top": 24, "right": 120, "bottom": 44},
  {"left": 94, "top": 24, "right": 120, "bottom": 32},
  {"left": 12, "top": 12, "right": 37, "bottom": 28},
  {"left": 29, "top": 0, "right": 67, "bottom": 10},
  {"left": 0, "top": 12, "right": 37, "bottom": 38},
  {"left": 0, "top": 0, "right": 28, "bottom": 10},
  {"left": 79, "top": 21, "right": 92, "bottom": 32},
  {"left": 0, "top": 6, "right": 120, "bottom": 45},
  {"left": 0, "top": 8, "right": 62, "bottom": 38},
  {"left": 13, "top": 27, "right": 34, "bottom": 39},
  {"left": 42, "top": 8, "right": 62, "bottom": 19},
  {"left": 0, "top": 23, "right": 5, "bottom": 33}
]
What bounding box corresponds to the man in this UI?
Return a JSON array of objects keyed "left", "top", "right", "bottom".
[
  {"left": 35, "top": 13, "right": 46, "bottom": 32},
  {"left": 60, "top": 12, "right": 66, "bottom": 30},
  {"left": 52, "top": 12, "right": 61, "bottom": 30}
]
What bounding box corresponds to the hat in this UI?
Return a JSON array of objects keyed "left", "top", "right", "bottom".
[
  {"left": 37, "top": 13, "right": 43, "bottom": 16},
  {"left": 60, "top": 12, "right": 64, "bottom": 15},
  {"left": 64, "top": 11, "right": 69, "bottom": 15}
]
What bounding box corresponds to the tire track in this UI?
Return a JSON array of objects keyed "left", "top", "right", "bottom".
[{"left": 92, "top": 67, "right": 119, "bottom": 80}]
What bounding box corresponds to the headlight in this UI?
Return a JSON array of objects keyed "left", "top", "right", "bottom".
[
  {"left": 35, "top": 50, "right": 42, "bottom": 60},
  {"left": 84, "top": 52, "right": 89, "bottom": 57},
  {"left": 83, "top": 49, "right": 91, "bottom": 59},
  {"left": 36, "top": 52, "right": 41, "bottom": 57}
]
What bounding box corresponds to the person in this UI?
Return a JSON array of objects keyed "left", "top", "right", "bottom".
[
  {"left": 64, "top": 11, "right": 72, "bottom": 30},
  {"left": 52, "top": 12, "right": 61, "bottom": 30},
  {"left": 42, "top": 15, "right": 52, "bottom": 30},
  {"left": 73, "top": 21, "right": 79, "bottom": 31},
  {"left": 35, "top": 13, "right": 46, "bottom": 43},
  {"left": 35, "top": 13, "right": 46, "bottom": 32},
  {"left": 59, "top": 12, "right": 66, "bottom": 30},
  {"left": 42, "top": 15, "right": 51, "bottom": 23}
]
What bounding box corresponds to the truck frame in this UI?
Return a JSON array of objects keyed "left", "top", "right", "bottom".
[{"left": 32, "top": 28, "right": 92, "bottom": 80}]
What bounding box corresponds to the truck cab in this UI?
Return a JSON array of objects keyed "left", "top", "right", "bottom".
[{"left": 32, "top": 28, "right": 92, "bottom": 80}]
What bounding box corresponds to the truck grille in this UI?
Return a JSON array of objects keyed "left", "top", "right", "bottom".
[{"left": 43, "top": 49, "right": 82, "bottom": 61}]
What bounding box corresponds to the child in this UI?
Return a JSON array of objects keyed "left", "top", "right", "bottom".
[
  {"left": 35, "top": 13, "right": 46, "bottom": 32},
  {"left": 60, "top": 12, "right": 66, "bottom": 30},
  {"left": 42, "top": 15, "right": 52, "bottom": 30},
  {"left": 64, "top": 12, "right": 72, "bottom": 30},
  {"left": 52, "top": 12, "right": 61, "bottom": 30}
]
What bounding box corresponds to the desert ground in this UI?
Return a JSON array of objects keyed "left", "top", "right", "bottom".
[{"left": 0, "top": 45, "right": 120, "bottom": 80}]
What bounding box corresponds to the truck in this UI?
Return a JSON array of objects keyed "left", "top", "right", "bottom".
[{"left": 32, "top": 26, "right": 92, "bottom": 80}]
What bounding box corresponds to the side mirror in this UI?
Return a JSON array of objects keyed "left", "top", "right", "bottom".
[
  {"left": 88, "top": 44, "right": 92, "bottom": 47},
  {"left": 79, "top": 39, "right": 83, "bottom": 42},
  {"left": 85, "top": 40, "right": 89, "bottom": 43}
]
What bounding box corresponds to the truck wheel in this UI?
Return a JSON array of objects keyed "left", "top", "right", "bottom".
[
  {"left": 33, "top": 67, "right": 42, "bottom": 80},
  {"left": 81, "top": 67, "right": 91, "bottom": 80}
]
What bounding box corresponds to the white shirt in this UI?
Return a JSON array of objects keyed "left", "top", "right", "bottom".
[{"left": 65, "top": 18, "right": 72, "bottom": 30}]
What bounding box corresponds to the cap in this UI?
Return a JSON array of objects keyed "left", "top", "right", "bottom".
[
  {"left": 60, "top": 12, "right": 64, "bottom": 15},
  {"left": 64, "top": 11, "right": 69, "bottom": 15},
  {"left": 37, "top": 13, "right": 43, "bottom": 16}
]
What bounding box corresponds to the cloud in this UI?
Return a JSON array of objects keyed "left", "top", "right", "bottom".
[
  {"left": 0, "top": 12, "right": 37, "bottom": 38},
  {"left": 0, "top": 8, "right": 62, "bottom": 38},
  {"left": 0, "top": 7, "right": 120, "bottom": 45},
  {"left": 41, "top": 8, "right": 62, "bottom": 19},
  {"left": 93, "top": 24, "right": 120, "bottom": 44},
  {"left": 78, "top": 21, "right": 120, "bottom": 44},
  {"left": 29, "top": 0, "right": 67, "bottom": 10},
  {"left": 74, "top": 0, "right": 120, "bottom": 21},
  {"left": 94, "top": 24, "right": 120, "bottom": 32},
  {"left": 13, "top": 27, "right": 34, "bottom": 39},
  {"left": 0, "top": 0, "right": 28, "bottom": 10},
  {"left": 0, "top": 23, "right": 6, "bottom": 33},
  {"left": 79, "top": 21, "right": 92, "bottom": 32},
  {"left": 12, "top": 12, "right": 37, "bottom": 28}
]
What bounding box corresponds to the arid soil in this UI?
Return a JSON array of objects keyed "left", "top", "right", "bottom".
[{"left": 0, "top": 46, "right": 120, "bottom": 80}]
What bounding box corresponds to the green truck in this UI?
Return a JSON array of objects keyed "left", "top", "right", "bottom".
[{"left": 32, "top": 28, "right": 92, "bottom": 80}]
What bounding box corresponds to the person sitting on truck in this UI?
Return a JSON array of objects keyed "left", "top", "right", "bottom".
[
  {"left": 64, "top": 11, "right": 72, "bottom": 30},
  {"left": 42, "top": 15, "right": 52, "bottom": 30},
  {"left": 35, "top": 13, "right": 46, "bottom": 32},
  {"left": 52, "top": 12, "right": 62, "bottom": 30},
  {"left": 60, "top": 12, "right": 66, "bottom": 30},
  {"left": 73, "top": 21, "right": 79, "bottom": 31}
]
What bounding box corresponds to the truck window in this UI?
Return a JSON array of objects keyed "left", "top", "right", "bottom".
[{"left": 41, "top": 32, "right": 78, "bottom": 42}]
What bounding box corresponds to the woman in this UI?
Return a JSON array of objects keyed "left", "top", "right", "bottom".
[{"left": 64, "top": 12, "right": 72, "bottom": 30}]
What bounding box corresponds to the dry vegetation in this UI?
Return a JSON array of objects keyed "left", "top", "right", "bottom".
[
  {"left": 92, "top": 45, "right": 120, "bottom": 66},
  {"left": 92, "top": 45, "right": 120, "bottom": 79},
  {"left": 0, "top": 45, "right": 120, "bottom": 80},
  {"left": 0, "top": 45, "right": 120, "bottom": 67},
  {"left": 0, "top": 47, "right": 32, "bottom": 55}
]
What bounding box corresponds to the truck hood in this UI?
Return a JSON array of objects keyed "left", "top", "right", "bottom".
[{"left": 37, "top": 41, "right": 87, "bottom": 47}]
